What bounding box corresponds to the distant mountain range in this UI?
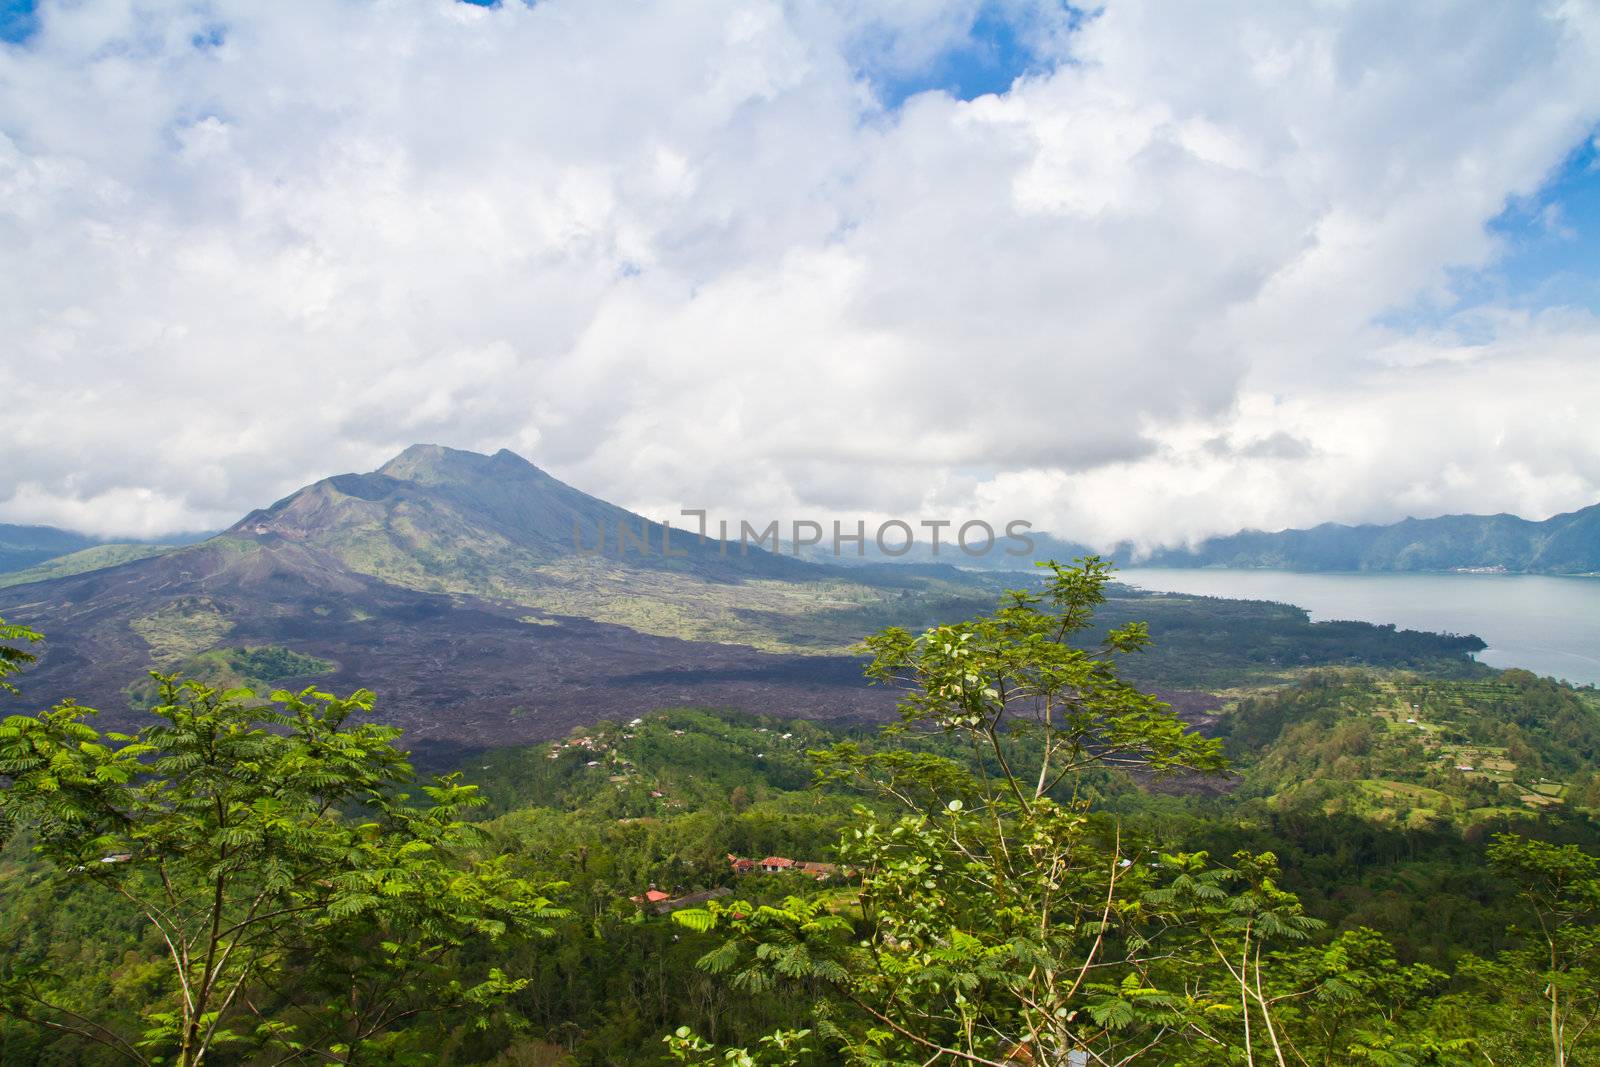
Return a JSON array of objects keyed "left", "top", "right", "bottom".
[
  {"left": 805, "top": 507, "right": 1600, "bottom": 576},
  {"left": 1130, "top": 504, "right": 1600, "bottom": 574},
  {"left": 0, "top": 524, "right": 208, "bottom": 580},
  {"left": 0, "top": 523, "right": 105, "bottom": 572}
]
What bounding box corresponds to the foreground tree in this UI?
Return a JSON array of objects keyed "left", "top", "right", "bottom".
[
  {"left": 665, "top": 561, "right": 1503, "bottom": 1065},
  {"left": 0, "top": 615, "right": 40, "bottom": 693},
  {"left": 1459, "top": 835, "right": 1600, "bottom": 1067},
  {"left": 671, "top": 560, "right": 1251, "bottom": 1064},
  {"left": 0, "top": 667, "right": 565, "bottom": 1066}
]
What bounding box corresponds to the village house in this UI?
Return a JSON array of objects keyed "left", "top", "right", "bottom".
[
  {"left": 726, "top": 853, "right": 839, "bottom": 881},
  {"left": 629, "top": 889, "right": 671, "bottom": 906},
  {"left": 628, "top": 886, "right": 730, "bottom": 915}
]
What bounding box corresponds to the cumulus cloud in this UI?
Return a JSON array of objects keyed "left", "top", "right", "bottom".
[
  {"left": 1, "top": 0, "right": 1598, "bottom": 542},
  {"left": 976, "top": 310, "right": 1600, "bottom": 550}
]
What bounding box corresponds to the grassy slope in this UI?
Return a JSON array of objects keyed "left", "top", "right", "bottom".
[
  {"left": 0, "top": 543, "right": 175, "bottom": 588},
  {"left": 124, "top": 645, "right": 336, "bottom": 708},
  {"left": 1219, "top": 668, "right": 1600, "bottom": 827}
]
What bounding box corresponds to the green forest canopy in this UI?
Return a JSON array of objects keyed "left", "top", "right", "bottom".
[{"left": 1, "top": 561, "right": 1598, "bottom": 1065}]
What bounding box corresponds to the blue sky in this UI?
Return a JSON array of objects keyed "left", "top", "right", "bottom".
[
  {"left": 0, "top": 0, "right": 35, "bottom": 43},
  {"left": 858, "top": 4, "right": 1054, "bottom": 106},
  {"left": 1483, "top": 134, "right": 1600, "bottom": 313},
  {"left": 1377, "top": 132, "right": 1600, "bottom": 333}
]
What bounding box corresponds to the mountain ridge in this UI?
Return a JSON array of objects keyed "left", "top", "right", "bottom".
[
  {"left": 1129, "top": 502, "right": 1600, "bottom": 574},
  {"left": 801, "top": 505, "right": 1600, "bottom": 575},
  {"left": 228, "top": 443, "right": 814, "bottom": 581}
]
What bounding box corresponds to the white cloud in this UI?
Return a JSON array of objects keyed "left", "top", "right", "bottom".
[
  {"left": 0, "top": 0, "right": 1598, "bottom": 542},
  {"left": 0, "top": 482, "right": 220, "bottom": 539},
  {"left": 979, "top": 310, "right": 1600, "bottom": 550}
]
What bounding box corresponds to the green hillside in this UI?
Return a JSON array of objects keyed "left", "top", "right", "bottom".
[
  {"left": 1220, "top": 668, "right": 1600, "bottom": 826},
  {"left": 0, "top": 542, "right": 175, "bottom": 589},
  {"left": 8, "top": 685, "right": 1600, "bottom": 1064}
]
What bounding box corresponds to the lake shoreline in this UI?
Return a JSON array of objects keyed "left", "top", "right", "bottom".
[{"left": 1106, "top": 567, "right": 1600, "bottom": 688}]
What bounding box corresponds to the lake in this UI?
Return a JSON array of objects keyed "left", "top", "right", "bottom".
[{"left": 1114, "top": 568, "right": 1600, "bottom": 687}]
